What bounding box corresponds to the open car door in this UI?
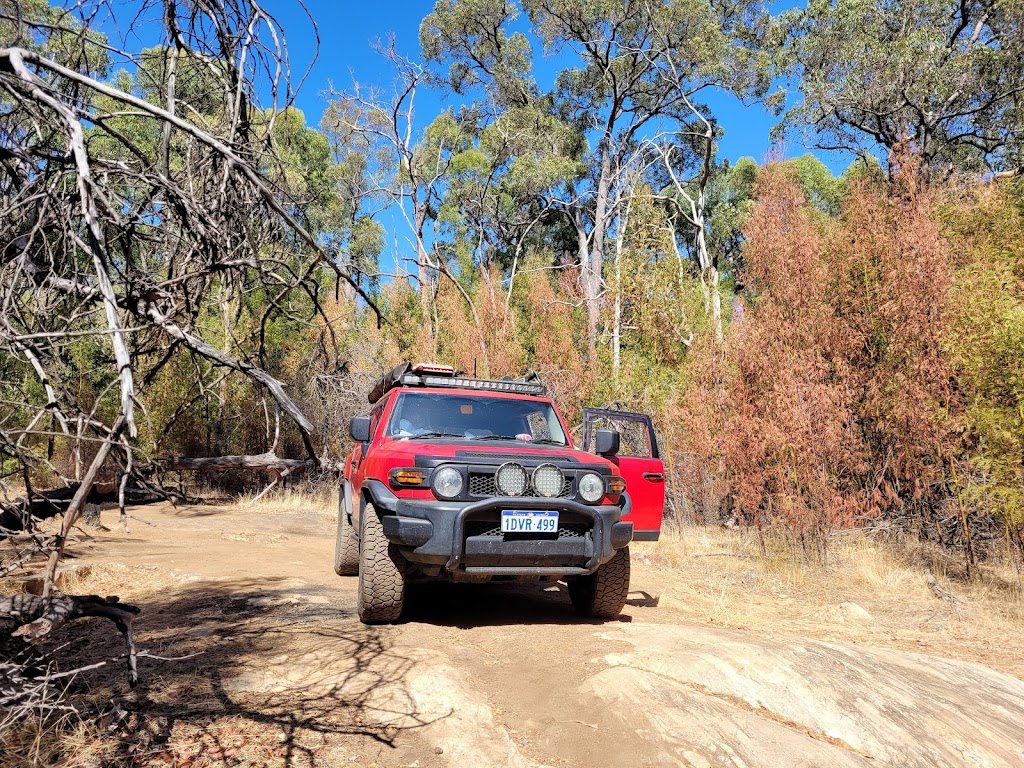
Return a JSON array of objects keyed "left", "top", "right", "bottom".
[{"left": 582, "top": 408, "right": 665, "bottom": 541}]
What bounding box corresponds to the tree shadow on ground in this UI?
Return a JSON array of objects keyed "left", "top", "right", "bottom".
[
  {"left": 52, "top": 578, "right": 441, "bottom": 767},
  {"left": 402, "top": 580, "right": 635, "bottom": 627}
]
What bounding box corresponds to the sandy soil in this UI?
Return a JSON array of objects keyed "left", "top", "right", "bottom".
[{"left": 47, "top": 501, "right": 1024, "bottom": 768}]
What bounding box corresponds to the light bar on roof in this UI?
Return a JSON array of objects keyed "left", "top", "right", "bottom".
[{"left": 398, "top": 373, "right": 547, "bottom": 396}]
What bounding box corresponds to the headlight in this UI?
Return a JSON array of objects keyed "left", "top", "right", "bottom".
[
  {"left": 532, "top": 463, "right": 564, "bottom": 498},
  {"left": 431, "top": 466, "right": 464, "bottom": 499},
  {"left": 495, "top": 462, "right": 528, "bottom": 496},
  {"left": 578, "top": 472, "right": 605, "bottom": 503}
]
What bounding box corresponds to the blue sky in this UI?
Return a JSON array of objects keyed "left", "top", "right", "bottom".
[
  {"left": 262, "top": 1, "right": 809, "bottom": 169},
  {"left": 251, "top": 1, "right": 846, "bottom": 277}
]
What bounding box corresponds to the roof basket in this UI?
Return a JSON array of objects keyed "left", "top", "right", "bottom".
[
  {"left": 501, "top": 370, "right": 542, "bottom": 385},
  {"left": 367, "top": 362, "right": 412, "bottom": 404},
  {"left": 368, "top": 362, "right": 547, "bottom": 403}
]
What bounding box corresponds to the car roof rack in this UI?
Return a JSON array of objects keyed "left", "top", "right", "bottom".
[{"left": 368, "top": 362, "right": 547, "bottom": 403}]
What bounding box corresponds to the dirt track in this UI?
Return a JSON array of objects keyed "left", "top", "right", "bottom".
[{"left": 63, "top": 501, "right": 1024, "bottom": 768}]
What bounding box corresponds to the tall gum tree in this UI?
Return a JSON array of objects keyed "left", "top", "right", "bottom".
[
  {"left": 423, "top": 0, "right": 773, "bottom": 357},
  {"left": 437, "top": 104, "right": 585, "bottom": 320}
]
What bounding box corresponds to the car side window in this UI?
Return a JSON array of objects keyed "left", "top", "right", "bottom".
[{"left": 367, "top": 403, "right": 385, "bottom": 441}]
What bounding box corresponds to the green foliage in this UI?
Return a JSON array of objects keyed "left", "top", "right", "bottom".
[
  {"left": 780, "top": 0, "right": 1024, "bottom": 175},
  {"left": 0, "top": 0, "right": 110, "bottom": 72},
  {"left": 264, "top": 107, "right": 337, "bottom": 222},
  {"left": 524, "top": 0, "right": 773, "bottom": 131},
  {"left": 137, "top": 45, "right": 227, "bottom": 117},
  {"left": 437, "top": 103, "right": 585, "bottom": 270},
  {"left": 421, "top": 0, "right": 536, "bottom": 106},
  {"left": 943, "top": 186, "right": 1024, "bottom": 526}
]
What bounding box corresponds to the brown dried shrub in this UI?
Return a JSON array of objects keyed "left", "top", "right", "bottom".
[
  {"left": 724, "top": 165, "right": 861, "bottom": 546},
  {"left": 676, "top": 149, "right": 957, "bottom": 552}
]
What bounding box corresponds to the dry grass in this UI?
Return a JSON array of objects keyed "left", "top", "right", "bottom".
[
  {"left": 641, "top": 524, "right": 1024, "bottom": 676},
  {"left": 226, "top": 487, "right": 336, "bottom": 520},
  {"left": 1, "top": 713, "right": 120, "bottom": 768}
]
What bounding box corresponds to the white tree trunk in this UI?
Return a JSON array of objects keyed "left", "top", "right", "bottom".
[{"left": 612, "top": 193, "right": 632, "bottom": 383}]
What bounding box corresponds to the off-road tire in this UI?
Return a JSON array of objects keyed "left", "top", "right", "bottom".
[
  {"left": 568, "top": 546, "right": 630, "bottom": 619},
  {"left": 356, "top": 503, "right": 406, "bottom": 623},
  {"left": 333, "top": 486, "right": 359, "bottom": 576}
]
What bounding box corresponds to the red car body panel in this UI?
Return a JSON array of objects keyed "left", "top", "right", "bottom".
[
  {"left": 345, "top": 388, "right": 665, "bottom": 541},
  {"left": 344, "top": 387, "right": 631, "bottom": 527},
  {"left": 604, "top": 455, "right": 665, "bottom": 535}
]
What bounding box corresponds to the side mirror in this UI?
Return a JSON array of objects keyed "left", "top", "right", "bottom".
[
  {"left": 594, "top": 429, "right": 620, "bottom": 457},
  {"left": 350, "top": 416, "right": 372, "bottom": 443}
]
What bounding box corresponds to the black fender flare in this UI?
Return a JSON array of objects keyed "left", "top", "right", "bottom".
[{"left": 358, "top": 479, "right": 400, "bottom": 521}]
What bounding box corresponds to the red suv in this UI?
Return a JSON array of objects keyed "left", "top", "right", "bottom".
[{"left": 337, "top": 363, "right": 665, "bottom": 623}]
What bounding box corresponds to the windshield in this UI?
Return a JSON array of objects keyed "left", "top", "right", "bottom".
[{"left": 387, "top": 392, "right": 568, "bottom": 445}]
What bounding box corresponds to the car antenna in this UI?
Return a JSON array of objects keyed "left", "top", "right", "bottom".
[{"left": 473, "top": 357, "right": 477, "bottom": 378}]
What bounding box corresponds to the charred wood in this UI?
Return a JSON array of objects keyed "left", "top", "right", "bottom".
[{"left": 0, "top": 482, "right": 165, "bottom": 534}]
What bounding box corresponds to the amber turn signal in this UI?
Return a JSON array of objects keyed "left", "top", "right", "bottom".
[
  {"left": 608, "top": 476, "right": 626, "bottom": 494},
  {"left": 391, "top": 468, "right": 425, "bottom": 486}
]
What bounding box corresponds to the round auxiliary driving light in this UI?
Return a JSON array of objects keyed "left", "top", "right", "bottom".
[
  {"left": 431, "top": 466, "right": 464, "bottom": 499},
  {"left": 578, "top": 472, "right": 605, "bottom": 503},
  {"left": 532, "top": 463, "right": 564, "bottom": 498},
  {"left": 495, "top": 462, "right": 528, "bottom": 496}
]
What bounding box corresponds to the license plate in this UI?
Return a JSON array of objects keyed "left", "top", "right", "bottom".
[{"left": 500, "top": 510, "right": 559, "bottom": 534}]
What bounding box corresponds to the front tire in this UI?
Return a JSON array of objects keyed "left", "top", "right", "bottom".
[
  {"left": 356, "top": 503, "right": 406, "bottom": 623},
  {"left": 334, "top": 485, "right": 359, "bottom": 576},
  {"left": 568, "top": 546, "right": 630, "bottom": 619}
]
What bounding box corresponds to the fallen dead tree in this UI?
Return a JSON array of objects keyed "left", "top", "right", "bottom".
[
  {"left": 160, "top": 452, "right": 315, "bottom": 476},
  {"left": 159, "top": 452, "right": 329, "bottom": 502},
  {"left": 0, "top": 0, "right": 387, "bottom": 598},
  {"left": 1, "top": 595, "right": 140, "bottom": 658},
  {"left": 0, "top": 482, "right": 166, "bottom": 534}
]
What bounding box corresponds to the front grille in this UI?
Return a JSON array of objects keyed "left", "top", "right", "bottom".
[
  {"left": 469, "top": 473, "right": 497, "bottom": 497},
  {"left": 465, "top": 521, "right": 503, "bottom": 537},
  {"left": 464, "top": 521, "right": 589, "bottom": 538},
  {"left": 468, "top": 471, "right": 572, "bottom": 498}
]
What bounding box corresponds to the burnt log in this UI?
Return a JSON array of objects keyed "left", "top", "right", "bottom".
[{"left": 0, "top": 481, "right": 165, "bottom": 533}]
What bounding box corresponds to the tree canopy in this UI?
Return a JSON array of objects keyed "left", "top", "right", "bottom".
[{"left": 780, "top": 0, "right": 1024, "bottom": 176}]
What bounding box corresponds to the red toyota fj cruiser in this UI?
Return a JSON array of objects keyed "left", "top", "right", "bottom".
[{"left": 337, "top": 363, "right": 666, "bottom": 623}]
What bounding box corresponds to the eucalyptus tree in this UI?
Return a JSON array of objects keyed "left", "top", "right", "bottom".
[
  {"left": 781, "top": 0, "right": 1024, "bottom": 177},
  {"left": 423, "top": 0, "right": 772, "bottom": 357},
  {"left": 437, "top": 104, "right": 584, "bottom": 303},
  {"left": 419, "top": 0, "right": 536, "bottom": 109}
]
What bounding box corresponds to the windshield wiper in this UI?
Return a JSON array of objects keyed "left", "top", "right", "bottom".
[
  {"left": 403, "top": 431, "right": 465, "bottom": 440},
  {"left": 473, "top": 435, "right": 566, "bottom": 446}
]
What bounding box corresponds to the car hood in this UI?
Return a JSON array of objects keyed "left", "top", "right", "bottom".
[{"left": 374, "top": 437, "right": 616, "bottom": 469}]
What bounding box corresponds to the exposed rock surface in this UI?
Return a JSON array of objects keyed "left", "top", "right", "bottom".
[{"left": 594, "top": 623, "right": 1024, "bottom": 768}]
